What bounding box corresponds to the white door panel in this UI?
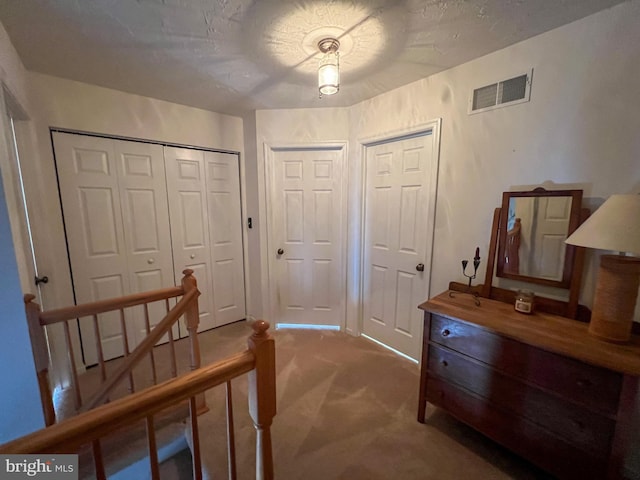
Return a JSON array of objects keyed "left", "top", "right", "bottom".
[
  {"left": 362, "top": 133, "right": 436, "bottom": 360},
  {"left": 56, "top": 134, "right": 246, "bottom": 363},
  {"left": 164, "top": 147, "right": 215, "bottom": 332},
  {"left": 513, "top": 196, "right": 571, "bottom": 280},
  {"left": 534, "top": 196, "right": 571, "bottom": 280},
  {"left": 54, "top": 133, "right": 175, "bottom": 364},
  {"left": 269, "top": 147, "right": 345, "bottom": 326},
  {"left": 205, "top": 151, "right": 246, "bottom": 324},
  {"left": 114, "top": 140, "right": 176, "bottom": 345},
  {"left": 54, "top": 133, "right": 132, "bottom": 364},
  {"left": 164, "top": 147, "right": 246, "bottom": 332}
]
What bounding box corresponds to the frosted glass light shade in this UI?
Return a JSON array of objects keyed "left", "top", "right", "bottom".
[
  {"left": 318, "top": 51, "right": 339, "bottom": 96},
  {"left": 565, "top": 194, "right": 640, "bottom": 255}
]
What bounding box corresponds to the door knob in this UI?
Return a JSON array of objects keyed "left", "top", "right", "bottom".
[
  {"left": 416, "top": 263, "right": 424, "bottom": 272},
  {"left": 277, "top": 248, "right": 284, "bottom": 255},
  {"left": 35, "top": 275, "right": 49, "bottom": 286}
]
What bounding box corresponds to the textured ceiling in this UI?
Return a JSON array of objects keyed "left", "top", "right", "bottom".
[{"left": 0, "top": 0, "right": 629, "bottom": 116}]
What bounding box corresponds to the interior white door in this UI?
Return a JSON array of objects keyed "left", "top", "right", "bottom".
[
  {"left": 53, "top": 133, "right": 174, "bottom": 364},
  {"left": 362, "top": 133, "right": 436, "bottom": 360},
  {"left": 113, "top": 140, "right": 175, "bottom": 345},
  {"left": 532, "top": 196, "right": 571, "bottom": 280},
  {"left": 268, "top": 146, "right": 345, "bottom": 326},
  {"left": 164, "top": 147, "right": 246, "bottom": 332},
  {"left": 164, "top": 147, "right": 216, "bottom": 332},
  {"left": 205, "top": 151, "right": 246, "bottom": 324}
]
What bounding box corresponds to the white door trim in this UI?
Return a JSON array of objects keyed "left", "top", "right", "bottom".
[
  {"left": 354, "top": 119, "right": 442, "bottom": 337},
  {"left": 263, "top": 141, "right": 349, "bottom": 328}
]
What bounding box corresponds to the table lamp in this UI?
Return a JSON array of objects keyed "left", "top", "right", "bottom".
[{"left": 564, "top": 194, "right": 640, "bottom": 342}]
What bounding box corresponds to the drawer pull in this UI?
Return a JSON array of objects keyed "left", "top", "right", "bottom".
[
  {"left": 441, "top": 329, "right": 451, "bottom": 337},
  {"left": 576, "top": 378, "right": 593, "bottom": 388},
  {"left": 441, "top": 360, "right": 448, "bottom": 367}
]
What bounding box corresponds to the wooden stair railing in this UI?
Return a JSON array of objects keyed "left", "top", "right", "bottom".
[
  {"left": 0, "top": 321, "right": 277, "bottom": 480},
  {"left": 25, "top": 269, "right": 202, "bottom": 425}
]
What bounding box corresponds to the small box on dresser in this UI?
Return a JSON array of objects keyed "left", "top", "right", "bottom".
[{"left": 418, "top": 292, "right": 640, "bottom": 480}]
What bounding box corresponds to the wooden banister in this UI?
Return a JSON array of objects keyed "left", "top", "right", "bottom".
[
  {"left": 25, "top": 270, "right": 204, "bottom": 428},
  {"left": 39, "top": 287, "right": 185, "bottom": 326},
  {"left": 0, "top": 350, "right": 256, "bottom": 454},
  {"left": 80, "top": 287, "right": 200, "bottom": 412},
  {"left": 5, "top": 320, "right": 276, "bottom": 480},
  {"left": 183, "top": 269, "right": 201, "bottom": 373},
  {"left": 24, "top": 294, "right": 55, "bottom": 426},
  {"left": 247, "top": 320, "right": 276, "bottom": 480}
]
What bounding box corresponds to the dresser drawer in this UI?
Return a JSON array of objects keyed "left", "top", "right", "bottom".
[
  {"left": 425, "top": 377, "right": 608, "bottom": 480},
  {"left": 430, "top": 314, "right": 622, "bottom": 415},
  {"left": 428, "top": 344, "right": 615, "bottom": 457}
]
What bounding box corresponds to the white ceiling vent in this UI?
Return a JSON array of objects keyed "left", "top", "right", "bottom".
[{"left": 468, "top": 69, "right": 533, "bottom": 114}]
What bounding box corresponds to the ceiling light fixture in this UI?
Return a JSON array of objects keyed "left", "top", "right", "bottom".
[{"left": 318, "top": 38, "right": 340, "bottom": 97}]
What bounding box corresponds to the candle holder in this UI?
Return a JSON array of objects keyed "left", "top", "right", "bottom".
[{"left": 449, "top": 248, "right": 481, "bottom": 306}]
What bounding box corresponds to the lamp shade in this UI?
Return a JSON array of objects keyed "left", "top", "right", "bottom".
[{"left": 565, "top": 194, "right": 640, "bottom": 255}]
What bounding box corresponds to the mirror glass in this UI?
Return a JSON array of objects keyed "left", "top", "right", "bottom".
[{"left": 497, "top": 189, "right": 583, "bottom": 288}]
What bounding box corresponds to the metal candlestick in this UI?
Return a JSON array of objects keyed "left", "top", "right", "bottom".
[{"left": 449, "top": 247, "right": 481, "bottom": 306}]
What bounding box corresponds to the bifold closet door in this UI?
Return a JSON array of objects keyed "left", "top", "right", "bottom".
[
  {"left": 164, "top": 147, "right": 246, "bottom": 332},
  {"left": 53, "top": 132, "right": 175, "bottom": 365}
]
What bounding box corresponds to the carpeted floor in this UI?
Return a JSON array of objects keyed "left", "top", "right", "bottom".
[
  {"left": 187, "top": 321, "right": 552, "bottom": 480},
  {"left": 72, "top": 320, "right": 554, "bottom": 479}
]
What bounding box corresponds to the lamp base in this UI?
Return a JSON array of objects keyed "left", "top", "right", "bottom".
[{"left": 588, "top": 255, "right": 640, "bottom": 343}]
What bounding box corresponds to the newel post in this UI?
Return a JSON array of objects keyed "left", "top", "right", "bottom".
[
  {"left": 248, "top": 320, "right": 276, "bottom": 480},
  {"left": 181, "top": 269, "right": 206, "bottom": 413},
  {"left": 181, "top": 269, "right": 201, "bottom": 371},
  {"left": 24, "top": 294, "right": 56, "bottom": 426}
]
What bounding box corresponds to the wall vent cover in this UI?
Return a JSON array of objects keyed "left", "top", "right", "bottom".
[{"left": 469, "top": 69, "right": 532, "bottom": 114}]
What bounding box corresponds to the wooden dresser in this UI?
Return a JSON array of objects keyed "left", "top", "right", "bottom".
[{"left": 418, "top": 292, "right": 640, "bottom": 480}]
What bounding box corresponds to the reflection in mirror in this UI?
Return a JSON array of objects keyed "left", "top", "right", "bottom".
[
  {"left": 505, "top": 196, "right": 573, "bottom": 281},
  {"left": 497, "top": 189, "right": 583, "bottom": 289}
]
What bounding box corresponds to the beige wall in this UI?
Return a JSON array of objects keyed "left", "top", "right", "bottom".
[
  {"left": 255, "top": 0, "right": 640, "bottom": 331},
  {"left": 26, "top": 73, "right": 245, "bottom": 312},
  {"left": 18, "top": 73, "right": 246, "bottom": 386},
  {"left": 0, "top": 0, "right": 639, "bottom": 450},
  {"left": 254, "top": 108, "right": 350, "bottom": 320}
]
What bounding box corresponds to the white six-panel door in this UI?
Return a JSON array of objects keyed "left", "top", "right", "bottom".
[
  {"left": 362, "top": 133, "right": 436, "bottom": 360},
  {"left": 268, "top": 146, "right": 345, "bottom": 326},
  {"left": 205, "top": 151, "right": 247, "bottom": 324},
  {"left": 533, "top": 196, "right": 572, "bottom": 281},
  {"left": 54, "top": 133, "right": 174, "bottom": 364},
  {"left": 164, "top": 147, "right": 216, "bottom": 332},
  {"left": 55, "top": 134, "right": 246, "bottom": 365},
  {"left": 164, "top": 146, "right": 246, "bottom": 332}
]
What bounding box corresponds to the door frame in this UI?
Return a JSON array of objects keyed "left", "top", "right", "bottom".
[
  {"left": 355, "top": 120, "right": 442, "bottom": 338},
  {"left": 263, "top": 141, "right": 348, "bottom": 328}
]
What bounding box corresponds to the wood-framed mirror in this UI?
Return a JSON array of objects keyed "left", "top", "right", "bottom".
[
  {"left": 476, "top": 186, "right": 590, "bottom": 320},
  {"left": 496, "top": 188, "right": 583, "bottom": 288}
]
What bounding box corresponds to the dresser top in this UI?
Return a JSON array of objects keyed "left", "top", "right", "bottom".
[{"left": 420, "top": 291, "right": 640, "bottom": 376}]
